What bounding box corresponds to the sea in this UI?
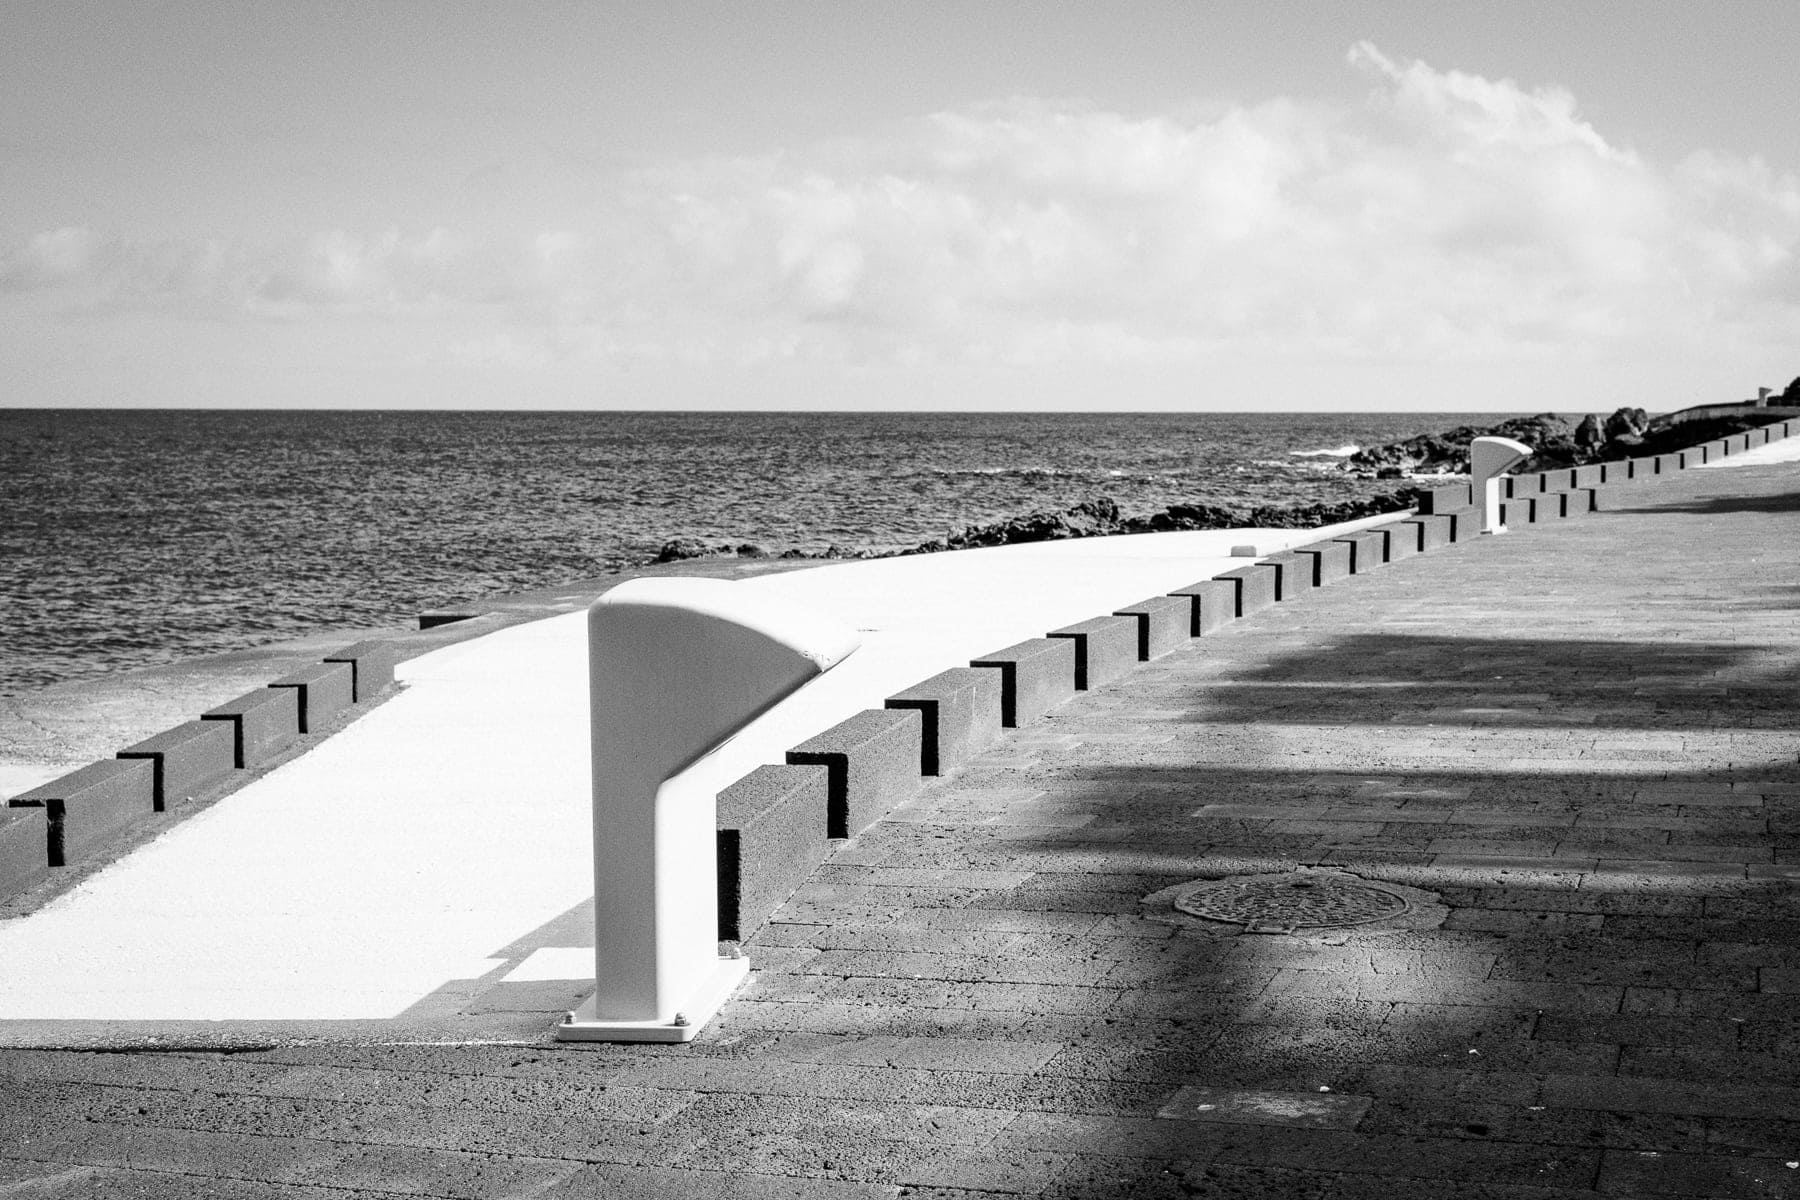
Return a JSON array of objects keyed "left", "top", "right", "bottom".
[{"left": 0, "top": 409, "right": 1518, "bottom": 698}]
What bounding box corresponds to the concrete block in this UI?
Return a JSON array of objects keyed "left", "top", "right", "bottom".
[
  {"left": 418, "top": 610, "right": 482, "bottom": 630},
  {"left": 1399, "top": 515, "right": 1452, "bottom": 551},
  {"left": 117, "top": 720, "right": 235, "bottom": 812},
  {"left": 1629, "top": 457, "right": 1660, "bottom": 478},
  {"left": 201, "top": 687, "right": 299, "bottom": 769},
  {"left": 1572, "top": 464, "right": 1605, "bottom": 488},
  {"left": 0, "top": 805, "right": 49, "bottom": 898},
  {"left": 1378, "top": 521, "right": 1421, "bottom": 560},
  {"left": 1264, "top": 550, "right": 1315, "bottom": 601},
  {"left": 1417, "top": 484, "right": 1473, "bottom": 514},
  {"left": 1507, "top": 472, "right": 1554, "bottom": 497},
  {"left": 885, "top": 667, "right": 1002, "bottom": 776},
  {"left": 1334, "top": 529, "right": 1388, "bottom": 573},
  {"left": 1440, "top": 508, "right": 1477, "bottom": 542},
  {"left": 1216, "top": 563, "right": 1277, "bottom": 615},
  {"left": 970, "top": 638, "right": 1076, "bottom": 727},
  {"left": 1528, "top": 493, "right": 1567, "bottom": 523},
  {"left": 1292, "top": 539, "right": 1352, "bottom": 587},
  {"left": 716, "top": 764, "right": 830, "bottom": 942},
  {"left": 1047, "top": 615, "right": 1138, "bottom": 690},
  {"left": 268, "top": 661, "right": 355, "bottom": 733},
  {"left": 10, "top": 758, "right": 156, "bottom": 867},
  {"left": 1166, "top": 578, "right": 1237, "bottom": 636},
  {"left": 786, "top": 708, "right": 922, "bottom": 840},
  {"left": 1707, "top": 438, "right": 1732, "bottom": 458},
  {"left": 322, "top": 640, "right": 398, "bottom": 702},
  {"left": 1112, "top": 595, "right": 1190, "bottom": 661},
  {"left": 1565, "top": 489, "right": 1597, "bottom": 518},
  {"left": 1678, "top": 448, "right": 1706, "bottom": 469}
]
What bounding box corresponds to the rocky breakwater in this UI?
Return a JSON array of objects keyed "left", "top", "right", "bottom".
[
  {"left": 653, "top": 488, "right": 1428, "bottom": 564},
  {"left": 1345, "top": 403, "right": 1789, "bottom": 479}
]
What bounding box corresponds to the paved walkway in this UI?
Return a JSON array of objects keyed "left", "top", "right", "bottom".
[{"left": 3, "top": 457, "right": 1799, "bottom": 1197}]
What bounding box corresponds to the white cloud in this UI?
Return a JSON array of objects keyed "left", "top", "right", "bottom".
[{"left": 6, "top": 44, "right": 1799, "bottom": 379}]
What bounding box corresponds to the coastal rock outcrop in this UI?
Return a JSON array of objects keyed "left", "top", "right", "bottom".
[
  {"left": 1346, "top": 406, "right": 1779, "bottom": 478},
  {"left": 652, "top": 538, "right": 784, "bottom": 563},
  {"left": 894, "top": 488, "right": 1425, "bottom": 557},
  {"left": 1344, "top": 413, "right": 1576, "bottom": 475},
  {"left": 1604, "top": 407, "right": 1650, "bottom": 441}
]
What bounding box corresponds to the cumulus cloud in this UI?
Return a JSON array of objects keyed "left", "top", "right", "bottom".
[{"left": 7, "top": 43, "right": 1799, "bottom": 375}]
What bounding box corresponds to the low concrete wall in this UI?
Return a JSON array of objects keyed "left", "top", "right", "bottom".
[
  {"left": 1112, "top": 596, "right": 1190, "bottom": 661},
  {"left": 1333, "top": 528, "right": 1390, "bottom": 574},
  {"left": 1264, "top": 550, "right": 1316, "bottom": 602},
  {"left": 885, "top": 668, "right": 1003, "bottom": 776},
  {"left": 716, "top": 764, "right": 830, "bottom": 943},
  {"left": 4, "top": 637, "right": 402, "bottom": 901},
  {"left": 970, "top": 638, "right": 1077, "bottom": 727},
  {"left": 10, "top": 758, "right": 154, "bottom": 868},
  {"left": 201, "top": 688, "right": 300, "bottom": 770},
  {"left": 117, "top": 721, "right": 235, "bottom": 812},
  {"left": 1166, "top": 579, "right": 1236, "bottom": 636},
  {"left": 786, "top": 708, "right": 923, "bottom": 840},
  {"left": 269, "top": 663, "right": 354, "bottom": 734},
  {"left": 1216, "top": 563, "right": 1278, "bottom": 615},
  {"left": 1048, "top": 616, "right": 1139, "bottom": 691}
]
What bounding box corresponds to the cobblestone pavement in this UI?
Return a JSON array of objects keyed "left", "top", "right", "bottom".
[{"left": 4, "top": 463, "right": 1800, "bottom": 1198}]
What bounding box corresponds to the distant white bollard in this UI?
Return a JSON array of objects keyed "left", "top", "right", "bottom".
[
  {"left": 1472, "top": 436, "right": 1534, "bottom": 535},
  {"left": 557, "top": 578, "right": 859, "bottom": 1043}
]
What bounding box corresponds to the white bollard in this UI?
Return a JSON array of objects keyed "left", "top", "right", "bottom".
[
  {"left": 1472, "top": 436, "right": 1534, "bottom": 535},
  {"left": 557, "top": 577, "right": 859, "bottom": 1042}
]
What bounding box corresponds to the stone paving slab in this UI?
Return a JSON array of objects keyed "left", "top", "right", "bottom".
[{"left": 3, "top": 460, "right": 1800, "bottom": 1194}]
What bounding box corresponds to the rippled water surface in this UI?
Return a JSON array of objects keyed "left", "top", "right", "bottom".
[{"left": 1, "top": 409, "right": 1516, "bottom": 695}]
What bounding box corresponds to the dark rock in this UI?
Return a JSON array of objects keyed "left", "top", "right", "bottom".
[
  {"left": 1341, "top": 407, "right": 1773, "bottom": 478},
  {"left": 735, "top": 544, "right": 768, "bottom": 559},
  {"left": 653, "top": 538, "right": 722, "bottom": 563},
  {"left": 1603, "top": 406, "right": 1650, "bottom": 441},
  {"left": 1345, "top": 413, "right": 1576, "bottom": 475}
]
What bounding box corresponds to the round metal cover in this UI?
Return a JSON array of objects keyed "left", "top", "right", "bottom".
[{"left": 1175, "top": 875, "right": 1410, "bottom": 931}]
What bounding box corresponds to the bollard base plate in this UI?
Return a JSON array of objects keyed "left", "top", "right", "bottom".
[{"left": 554, "top": 956, "right": 750, "bottom": 1043}]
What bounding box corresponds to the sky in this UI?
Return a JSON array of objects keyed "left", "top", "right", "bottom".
[{"left": 3, "top": 1, "right": 1797, "bottom": 412}]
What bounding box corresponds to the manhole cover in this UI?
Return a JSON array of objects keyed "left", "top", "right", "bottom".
[{"left": 1174, "top": 874, "right": 1410, "bottom": 933}]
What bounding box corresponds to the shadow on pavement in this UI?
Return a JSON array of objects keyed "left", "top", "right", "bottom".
[{"left": 1148, "top": 633, "right": 1767, "bottom": 729}]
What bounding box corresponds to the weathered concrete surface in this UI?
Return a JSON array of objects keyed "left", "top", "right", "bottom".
[{"left": 2, "top": 464, "right": 1800, "bottom": 1195}]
